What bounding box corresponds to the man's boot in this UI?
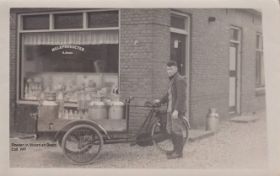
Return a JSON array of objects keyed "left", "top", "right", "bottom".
[
  {"left": 167, "top": 134, "right": 184, "bottom": 159},
  {"left": 166, "top": 133, "right": 176, "bottom": 156},
  {"left": 176, "top": 134, "right": 184, "bottom": 158},
  {"left": 167, "top": 134, "right": 180, "bottom": 159}
]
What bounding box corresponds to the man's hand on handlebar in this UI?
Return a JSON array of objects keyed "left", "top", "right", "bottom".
[
  {"left": 144, "top": 99, "right": 160, "bottom": 107},
  {"left": 152, "top": 99, "right": 161, "bottom": 107},
  {"left": 153, "top": 99, "right": 160, "bottom": 106}
]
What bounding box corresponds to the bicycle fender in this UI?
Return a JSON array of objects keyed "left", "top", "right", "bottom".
[{"left": 183, "top": 116, "right": 191, "bottom": 129}]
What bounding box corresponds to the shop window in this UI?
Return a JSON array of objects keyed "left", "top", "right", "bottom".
[
  {"left": 54, "top": 13, "right": 83, "bottom": 29},
  {"left": 19, "top": 30, "right": 119, "bottom": 102},
  {"left": 256, "top": 33, "right": 265, "bottom": 88},
  {"left": 171, "top": 14, "right": 188, "bottom": 30},
  {"left": 22, "top": 15, "right": 49, "bottom": 30},
  {"left": 88, "top": 11, "right": 118, "bottom": 28},
  {"left": 18, "top": 10, "right": 120, "bottom": 103},
  {"left": 22, "top": 44, "right": 118, "bottom": 73}
]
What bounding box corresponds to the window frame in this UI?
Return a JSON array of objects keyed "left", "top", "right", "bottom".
[
  {"left": 18, "top": 9, "right": 120, "bottom": 32},
  {"left": 229, "top": 26, "right": 241, "bottom": 44},
  {"left": 170, "top": 11, "right": 190, "bottom": 35},
  {"left": 16, "top": 9, "right": 121, "bottom": 103}
]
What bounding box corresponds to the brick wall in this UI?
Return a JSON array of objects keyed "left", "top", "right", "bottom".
[
  {"left": 151, "top": 10, "right": 170, "bottom": 99},
  {"left": 186, "top": 9, "right": 230, "bottom": 128},
  {"left": 120, "top": 9, "right": 152, "bottom": 132},
  {"left": 119, "top": 9, "right": 170, "bottom": 132}
]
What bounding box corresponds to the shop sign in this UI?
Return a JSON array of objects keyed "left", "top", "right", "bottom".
[{"left": 51, "top": 45, "right": 85, "bottom": 55}]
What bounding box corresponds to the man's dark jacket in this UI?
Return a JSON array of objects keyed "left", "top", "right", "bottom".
[{"left": 160, "top": 73, "right": 187, "bottom": 115}]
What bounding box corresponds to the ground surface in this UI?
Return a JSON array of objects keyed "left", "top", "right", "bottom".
[{"left": 10, "top": 111, "right": 268, "bottom": 169}]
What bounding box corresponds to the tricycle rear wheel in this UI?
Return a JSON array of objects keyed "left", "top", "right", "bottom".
[{"left": 61, "top": 124, "right": 103, "bottom": 165}]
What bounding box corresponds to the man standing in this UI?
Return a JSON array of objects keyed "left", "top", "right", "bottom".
[{"left": 155, "top": 60, "right": 187, "bottom": 159}]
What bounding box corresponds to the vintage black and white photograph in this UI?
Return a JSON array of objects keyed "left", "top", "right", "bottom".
[{"left": 7, "top": 7, "right": 271, "bottom": 169}]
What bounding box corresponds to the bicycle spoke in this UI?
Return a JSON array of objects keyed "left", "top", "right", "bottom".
[{"left": 62, "top": 125, "right": 103, "bottom": 165}]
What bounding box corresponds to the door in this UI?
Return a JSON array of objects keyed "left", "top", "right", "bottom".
[
  {"left": 170, "top": 11, "right": 190, "bottom": 119},
  {"left": 229, "top": 43, "right": 238, "bottom": 114},
  {"left": 170, "top": 32, "right": 186, "bottom": 75}
]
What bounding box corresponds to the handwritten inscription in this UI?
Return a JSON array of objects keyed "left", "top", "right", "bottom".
[{"left": 11, "top": 142, "right": 57, "bottom": 152}]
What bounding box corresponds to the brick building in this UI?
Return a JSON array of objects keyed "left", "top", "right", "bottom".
[{"left": 10, "top": 8, "right": 265, "bottom": 134}]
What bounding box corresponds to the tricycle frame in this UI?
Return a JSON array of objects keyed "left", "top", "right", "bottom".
[{"left": 33, "top": 97, "right": 189, "bottom": 164}]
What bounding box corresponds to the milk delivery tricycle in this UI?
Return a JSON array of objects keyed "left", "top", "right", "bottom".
[{"left": 31, "top": 90, "right": 190, "bottom": 165}]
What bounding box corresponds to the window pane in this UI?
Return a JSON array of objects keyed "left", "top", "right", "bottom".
[
  {"left": 54, "top": 13, "right": 83, "bottom": 29},
  {"left": 256, "top": 34, "right": 263, "bottom": 49},
  {"left": 256, "top": 51, "right": 265, "bottom": 87},
  {"left": 22, "top": 15, "right": 49, "bottom": 30},
  {"left": 88, "top": 11, "right": 118, "bottom": 28},
  {"left": 20, "top": 31, "right": 119, "bottom": 101},
  {"left": 256, "top": 35, "right": 260, "bottom": 49},
  {"left": 256, "top": 52, "right": 261, "bottom": 85},
  {"left": 20, "top": 44, "right": 119, "bottom": 101},
  {"left": 256, "top": 33, "right": 264, "bottom": 87},
  {"left": 260, "top": 36, "right": 263, "bottom": 49},
  {"left": 230, "top": 28, "right": 239, "bottom": 41},
  {"left": 21, "top": 44, "right": 118, "bottom": 73},
  {"left": 261, "top": 53, "right": 265, "bottom": 86},
  {"left": 171, "top": 14, "right": 187, "bottom": 30}
]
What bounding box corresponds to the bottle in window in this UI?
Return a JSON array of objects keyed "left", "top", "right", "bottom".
[{"left": 24, "top": 84, "right": 29, "bottom": 100}]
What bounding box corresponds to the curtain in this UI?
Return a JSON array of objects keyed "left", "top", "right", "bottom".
[{"left": 22, "top": 30, "right": 119, "bottom": 45}]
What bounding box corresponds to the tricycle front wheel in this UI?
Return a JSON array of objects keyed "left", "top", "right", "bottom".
[{"left": 61, "top": 124, "right": 103, "bottom": 165}]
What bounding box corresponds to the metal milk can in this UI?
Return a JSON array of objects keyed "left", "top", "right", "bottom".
[
  {"left": 88, "top": 97, "right": 107, "bottom": 120},
  {"left": 206, "top": 108, "right": 219, "bottom": 132},
  {"left": 108, "top": 95, "right": 124, "bottom": 120}
]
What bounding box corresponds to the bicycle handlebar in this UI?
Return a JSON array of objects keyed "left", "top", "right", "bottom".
[
  {"left": 144, "top": 101, "right": 161, "bottom": 108},
  {"left": 124, "top": 96, "right": 161, "bottom": 108}
]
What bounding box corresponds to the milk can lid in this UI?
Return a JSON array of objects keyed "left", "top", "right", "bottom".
[
  {"left": 111, "top": 101, "right": 124, "bottom": 106},
  {"left": 90, "top": 100, "right": 105, "bottom": 106}
]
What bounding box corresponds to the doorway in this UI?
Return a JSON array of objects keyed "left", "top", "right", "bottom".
[
  {"left": 170, "top": 32, "right": 186, "bottom": 75},
  {"left": 169, "top": 11, "right": 190, "bottom": 118},
  {"left": 229, "top": 26, "right": 241, "bottom": 114}
]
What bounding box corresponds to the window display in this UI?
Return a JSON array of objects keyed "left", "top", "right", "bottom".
[{"left": 20, "top": 31, "right": 119, "bottom": 102}]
